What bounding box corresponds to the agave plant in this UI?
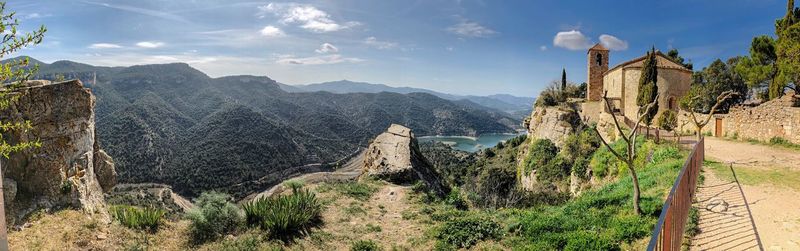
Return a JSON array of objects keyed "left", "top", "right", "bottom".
[
  {"left": 111, "top": 205, "right": 165, "bottom": 232},
  {"left": 243, "top": 187, "right": 323, "bottom": 240}
]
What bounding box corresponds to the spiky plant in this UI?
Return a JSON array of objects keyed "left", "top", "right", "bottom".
[
  {"left": 242, "top": 186, "right": 323, "bottom": 240},
  {"left": 111, "top": 205, "right": 165, "bottom": 232}
]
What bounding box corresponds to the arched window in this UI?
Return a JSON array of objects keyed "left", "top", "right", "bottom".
[{"left": 595, "top": 53, "right": 603, "bottom": 66}]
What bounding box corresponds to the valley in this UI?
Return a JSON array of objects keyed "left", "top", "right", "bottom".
[
  {"left": 22, "top": 58, "right": 521, "bottom": 199},
  {"left": 2, "top": 1, "right": 800, "bottom": 250}
]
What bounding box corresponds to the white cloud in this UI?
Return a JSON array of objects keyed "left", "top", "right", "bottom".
[
  {"left": 23, "top": 13, "right": 50, "bottom": 19},
  {"left": 260, "top": 3, "right": 358, "bottom": 33},
  {"left": 446, "top": 46, "right": 454, "bottom": 51},
  {"left": 540, "top": 45, "right": 547, "bottom": 51},
  {"left": 275, "top": 54, "right": 363, "bottom": 65},
  {"left": 364, "top": 37, "right": 398, "bottom": 50},
  {"left": 88, "top": 43, "right": 123, "bottom": 49},
  {"left": 447, "top": 20, "right": 497, "bottom": 38},
  {"left": 553, "top": 30, "right": 592, "bottom": 50},
  {"left": 136, "top": 41, "right": 165, "bottom": 48},
  {"left": 599, "top": 34, "right": 628, "bottom": 51},
  {"left": 83, "top": 1, "right": 190, "bottom": 24},
  {"left": 315, "top": 43, "right": 338, "bottom": 54},
  {"left": 260, "top": 26, "right": 286, "bottom": 37}
]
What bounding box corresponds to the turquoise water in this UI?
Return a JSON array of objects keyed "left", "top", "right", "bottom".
[{"left": 418, "top": 133, "right": 522, "bottom": 152}]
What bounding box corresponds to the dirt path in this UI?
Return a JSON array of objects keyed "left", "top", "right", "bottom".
[
  {"left": 704, "top": 137, "right": 800, "bottom": 170},
  {"left": 244, "top": 150, "right": 365, "bottom": 201},
  {"left": 696, "top": 137, "right": 800, "bottom": 250},
  {"left": 691, "top": 169, "right": 761, "bottom": 250}
]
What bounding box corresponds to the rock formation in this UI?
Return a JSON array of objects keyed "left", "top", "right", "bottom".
[
  {"left": 362, "top": 124, "right": 448, "bottom": 196},
  {"left": 0, "top": 80, "right": 116, "bottom": 224},
  {"left": 107, "top": 183, "right": 193, "bottom": 218},
  {"left": 525, "top": 106, "right": 581, "bottom": 148}
]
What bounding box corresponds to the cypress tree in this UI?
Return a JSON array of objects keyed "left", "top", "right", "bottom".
[
  {"left": 637, "top": 48, "right": 659, "bottom": 126},
  {"left": 561, "top": 68, "right": 567, "bottom": 91}
]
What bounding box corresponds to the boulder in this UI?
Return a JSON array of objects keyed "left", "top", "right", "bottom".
[
  {"left": 362, "top": 124, "right": 448, "bottom": 196},
  {"left": 93, "top": 148, "right": 116, "bottom": 192},
  {"left": 0, "top": 80, "right": 116, "bottom": 224}
]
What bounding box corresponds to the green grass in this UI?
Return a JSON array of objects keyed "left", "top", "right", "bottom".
[
  {"left": 111, "top": 205, "right": 165, "bottom": 232},
  {"left": 705, "top": 160, "right": 800, "bottom": 190},
  {"left": 318, "top": 181, "right": 379, "bottom": 201},
  {"left": 351, "top": 240, "right": 381, "bottom": 251},
  {"left": 406, "top": 140, "right": 690, "bottom": 250},
  {"left": 728, "top": 136, "right": 800, "bottom": 151},
  {"left": 508, "top": 154, "right": 686, "bottom": 250}
]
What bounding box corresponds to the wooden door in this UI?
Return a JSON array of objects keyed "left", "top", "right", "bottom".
[{"left": 715, "top": 118, "right": 722, "bottom": 137}]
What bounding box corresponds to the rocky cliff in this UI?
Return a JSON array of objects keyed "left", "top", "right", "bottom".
[
  {"left": 0, "top": 80, "right": 116, "bottom": 224},
  {"left": 362, "top": 124, "right": 448, "bottom": 196},
  {"left": 525, "top": 106, "right": 581, "bottom": 148}
]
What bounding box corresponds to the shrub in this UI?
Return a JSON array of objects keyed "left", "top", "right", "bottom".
[
  {"left": 186, "top": 191, "right": 244, "bottom": 244},
  {"left": 445, "top": 188, "right": 468, "bottom": 210},
  {"left": 523, "top": 139, "right": 558, "bottom": 174},
  {"left": 111, "top": 205, "right": 164, "bottom": 231},
  {"left": 435, "top": 215, "right": 501, "bottom": 249},
  {"left": 651, "top": 146, "right": 680, "bottom": 163},
  {"left": 242, "top": 187, "right": 322, "bottom": 240},
  {"left": 474, "top": 163, "right": 517, "bottom": 209},
  {"left": 350, "top": 240, "right": 381, "bottom": 251},
  {"left": 656, "top": 110, "right": 678, "bottom": 132}
]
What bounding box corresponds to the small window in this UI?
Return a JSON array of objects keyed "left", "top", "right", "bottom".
[{"left": 596, "top": 53, "right": 603, "bottom": 66}]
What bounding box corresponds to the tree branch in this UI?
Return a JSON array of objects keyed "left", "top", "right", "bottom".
[
  {"left": 593, "top": 126, "right": 626, "bottom": 163},
  {"left": 601, "top": 91, "right": 630, "bottom": 144}
]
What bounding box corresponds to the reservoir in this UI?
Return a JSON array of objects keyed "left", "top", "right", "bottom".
[{"left": 418, "top": 133, "right": 523, "bottom": 153}]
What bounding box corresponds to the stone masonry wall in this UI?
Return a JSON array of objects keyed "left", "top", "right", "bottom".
[{"left": 723, "top": 93, "right": 800, "bottom": 144}]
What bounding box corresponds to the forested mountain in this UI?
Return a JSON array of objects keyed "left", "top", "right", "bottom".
[
  {"left": 21, "top": 57, "right": 518, "bottom": 198},
  {"left": 281, "top": 80, "right": 535, "bottom": 116}
]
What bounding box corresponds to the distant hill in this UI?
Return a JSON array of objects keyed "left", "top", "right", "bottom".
[
  {"left": 281, "top": 80, "right": 534, "bottom": 116},
  {"left": 22, "top": 58, "right": 519, "bottom": 198}
]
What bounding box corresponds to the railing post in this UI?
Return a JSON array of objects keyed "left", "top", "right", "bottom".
[{"left": 647, "top": 137, "right": 704, "bottom": 251}]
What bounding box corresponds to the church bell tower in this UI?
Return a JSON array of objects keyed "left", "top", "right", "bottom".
[{"left": 587, "top": 43, "right": 609, "bottom": 101}]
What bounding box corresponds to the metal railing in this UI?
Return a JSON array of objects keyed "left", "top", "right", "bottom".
[{"left": 647, "top": 137, "right": 704, "bottom": 251}]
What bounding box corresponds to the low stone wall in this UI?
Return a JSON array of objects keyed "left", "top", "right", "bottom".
[{"left": 723, "top": 94, "right": 800, "bottom": 144}]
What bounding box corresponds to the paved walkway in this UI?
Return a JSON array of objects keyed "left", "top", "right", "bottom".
[{"left": 690, "top": 167, "right": 761, "bottom": 250}]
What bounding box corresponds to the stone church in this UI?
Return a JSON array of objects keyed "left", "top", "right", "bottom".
[{"left": 582, "top": 43, "right": 692, "bottom": 124}]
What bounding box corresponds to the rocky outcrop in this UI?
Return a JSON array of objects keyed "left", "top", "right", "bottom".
[
  {"left": 0, "top": 80, "right": 116, "bottom": 224},
  {"left": 362, "top": 124, "right": 448, "bottom": 196},
  {"left": 526, "top": 106, "right": 580, "bottom": 147},
  {"left": 107, "top": 183, "right": 193, "bottom": 219},
  {"left": 93, "top": 146, "right": 116, "bottom": 192}
]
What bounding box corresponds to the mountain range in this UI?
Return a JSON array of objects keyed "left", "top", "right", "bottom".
[
  {"left": 279, "top": 80, "right": 535, "bottom": 117},
  {"left": 18, "top": 57, "right": 521, "bottom": 198}
]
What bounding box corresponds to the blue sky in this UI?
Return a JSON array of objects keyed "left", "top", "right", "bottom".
[{"left": 6, "top": 0, "right": 789, "bottom": 97}]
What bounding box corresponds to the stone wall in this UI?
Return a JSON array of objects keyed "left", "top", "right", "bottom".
[
  {"left": 0, "top": 80, "right": 116, "bottom": 224},
  {"left": 722, "top": 93, "right": 800, "bottom": 144}
]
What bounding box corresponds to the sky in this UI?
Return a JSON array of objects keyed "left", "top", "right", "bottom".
[{"left": 5, "top": 0, "right": 791, "bottom": 97}]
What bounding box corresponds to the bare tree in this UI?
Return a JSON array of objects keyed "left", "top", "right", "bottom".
[
  {"left": 592, "top": 91, "right": 659, "bottom": 215},
  {"left": 681, "top": 91, "right": 738, "bottom": 141}
]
